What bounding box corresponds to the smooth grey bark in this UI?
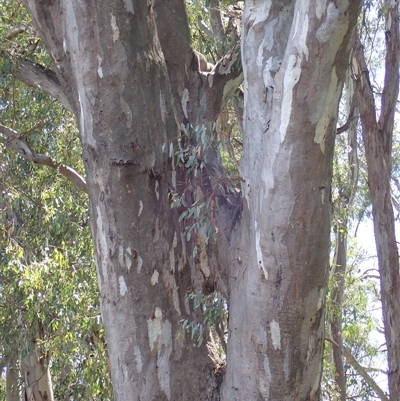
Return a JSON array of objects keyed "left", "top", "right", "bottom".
[
  {"left": 222, "top": 2, "right": 362, "bottom": 400},
  {"left": 353, "top": 3, "right": 400, "bottom": 398},
  {"left": 22, "top": 348, "right": 54, "bottom": 401}
]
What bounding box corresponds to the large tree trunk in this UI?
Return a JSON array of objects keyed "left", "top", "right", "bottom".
[
  {"left": 353, "top": 3, "right": 400, "bottom": 398},
  {"left": 22, "top": 1, "right": 228, "bottom": 400},
  {"left": 222, "top": 2, "right": 361, "bottom": 400}
]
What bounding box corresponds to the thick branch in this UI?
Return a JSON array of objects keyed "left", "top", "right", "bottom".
[
  {"left": 0, "top": 123, "right": 87, "bottom": 193},
  {"left": 16, "top": 60, "right": 73, "bottom": 112}
]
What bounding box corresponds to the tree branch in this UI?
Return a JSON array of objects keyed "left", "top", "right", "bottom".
[
  {"left": 342, "top": 346, "right": 389, "bottom": 401},
  {"left": 0, "top": 123, "right": 87, "bottom": 193},
  {"left": 16, "top": 60, "right": 73, "bottom": 112},
  {"left": 325, "top": 335, "right": 389, "bottom": 401}
]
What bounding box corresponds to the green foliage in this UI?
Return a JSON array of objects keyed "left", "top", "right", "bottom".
[
  {"left": 180, "top": 290, "right": 227, "bottom": 356},
  {"left": 165, "top": 123, "right": 223, "bottom": 244}
]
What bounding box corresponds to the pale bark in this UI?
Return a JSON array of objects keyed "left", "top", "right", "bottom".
[
  {"left": 353, "top": 3, "right": 400, "bottom": 398},
  {"left": 22, "top": 351, "right": 54, "bottom": 401},
  {"left": 222, "top": 2, "right": 361, "bottom": 400}
]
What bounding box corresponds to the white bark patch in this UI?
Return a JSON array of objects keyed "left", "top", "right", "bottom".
[
  {"left": 97, "top": 55, "right": 103, "bottom": 78},
  {"left": 118, "top": 276, "right": 127, "bottom": 296},
  {"left": 155, "top": 180, "right": 160, "bottom": 200},
  {"left": 259, "top": 356, "right": 271, "bottom": 398},
  {"left": 292, "top": 11, "right": 309, "bottom": 61},
  {"left": 150, "top": 270, "right": 159, "bottom": 286},
  {"left": 147, "top": 307, "right": 163, "bottom": 351},
  {"left": 78, "top": 92, "right": 94, "bottom": 146},
  {"left": 270, "top": 320, "right": 281, "bottom": 350},
  {"left": 315, "top": 0, "right": 327, "bottom": 19},
  {"left": 126, "top": 246, "right": 132, "bottom": 272},
  {"left": 255, "top": 221, "right": 267, "bottom": 279},
  {"left": 95, "top": 206, "right": 109, "bottom": 289},
  {"left": 166, "top": 233, "right": 182, "bottom": 315},
  {"left": 118, "top": 245, "right": 125, "bottom": 267},
  {"left": 147, "top": 308, "right": 172, "bottom": 400},
  {"left": 138, "top": 200, "right": 143, "bottom": 217},
  {"left": 263, "top": 56, "right": 281, "bottom": 91},
  {"left": 316, "top": 3, "right": 340, "bottom": 44},
  {"left": 181, "top": 88, "right": 189, "bottom": 119},
  {"left": 133, "top": 345, "right": 142, "bottom": 373},
  {"left": 249, "top": 1, "right": 272, "bottom": 25},
  {"left": 280, "top": 54, "right": 301, "bottom": 142},
  {"left": 123, "top": 0, "right": 135, "bottom": 14},
  {"left": 137, "top": 255, "right": 143, "bottom": 273},
  {"left": 63, "top": 38, "right": 67, "bottom": 54},
  {"left": 314, "top": 68, "right": 339, "bottom": 153},
  {"left": 110, "top": 14, "right": 120, "bottom": 42},
  {"left": 153, "top": 216, "right": 160, "bottom": 243},
  {"left": 119, "top": 96, "right": 132, "bottom": 128}
]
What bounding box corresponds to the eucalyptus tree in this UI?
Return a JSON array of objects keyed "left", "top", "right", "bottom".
[{"left": 1, "top": 0, "right": 365, "bottom": 400}]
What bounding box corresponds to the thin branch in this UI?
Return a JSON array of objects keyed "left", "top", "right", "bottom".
[
  {"left": 0, "top": 123, "right": 87, "bottom": 193},
  {"left": 16, "top": 60, "right": 73, "bottom": 112},
  {"left": 336, "top": 95, "right": 358, "bottom": 134},
  {"left": 342, "top": 346, "right": 389, "bottom": 401},
  {"left": 3, "top": 23, "right": 28, "bottom": 40},
  {"left": 197, "top": 16, "right": 213, "bottom": 38},
  {"left": 325, "top": 335, "right": 389, "bottom": 401}
]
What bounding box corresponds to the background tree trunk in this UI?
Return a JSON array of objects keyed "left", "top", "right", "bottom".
[{"left": 354, "top": 3, "right": 400, "bottom": 397}]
